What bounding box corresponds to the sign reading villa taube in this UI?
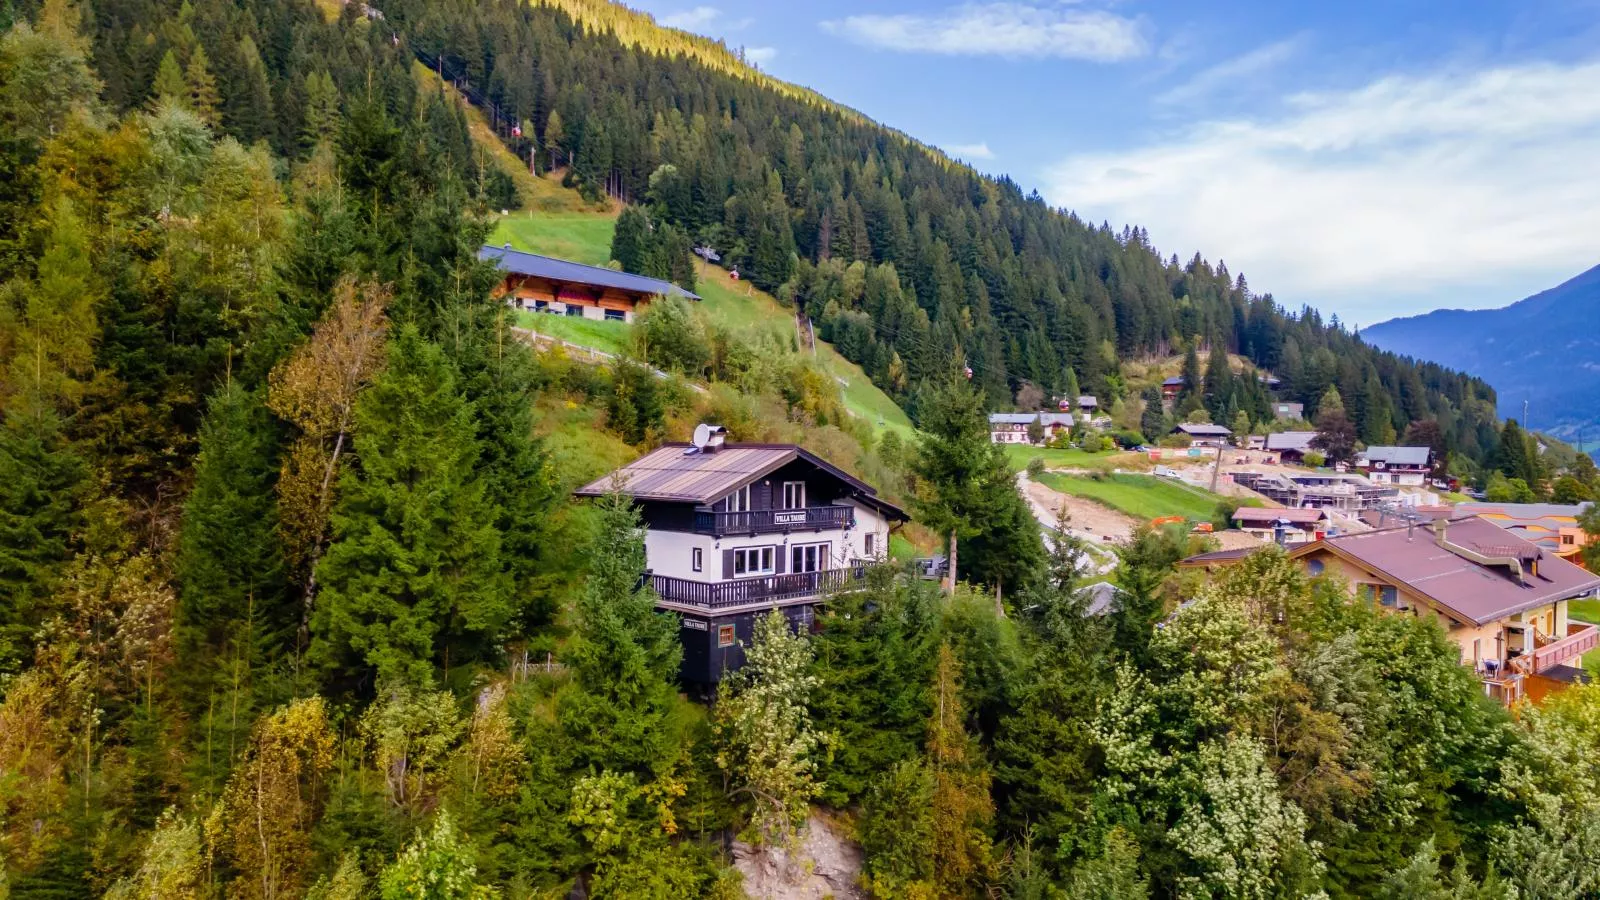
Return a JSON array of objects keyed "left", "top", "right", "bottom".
[{"left": 774, "top": 510, "right": 808, "bottom": 525}]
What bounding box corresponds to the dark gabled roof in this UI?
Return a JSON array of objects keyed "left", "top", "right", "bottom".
[
  {"left": 574, "top": 443, "right": 909, "bottom": 521},
  {"left": 1162, "top": 376, "right": 1187, "bottom": 387},
  {"left": 479, "top": 244, "right": 701, "bottom": 300},
  {"left": 1290, "top": 516, "right": 1600, "bottom": 625}
]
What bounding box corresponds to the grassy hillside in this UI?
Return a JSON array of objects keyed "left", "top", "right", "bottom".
[
  {"left": 1035, "top": 472, "right": 1224, "bottom": 523},
  {"left": 488, "top": 208, "right": 915, "bottom": 439}
]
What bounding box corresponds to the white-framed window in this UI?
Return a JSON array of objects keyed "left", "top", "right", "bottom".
[
  {"left": 733, "top": 546, "right": 775, "bottom": 576},
  {"left": 604, "top": 308, "right": 625, "bottom": 322},
  {"left": 692, "top": 548, "right": 703, "bottom": 572},
  {"left": 782, "top": 481, "right": 806, "bottom": 509},
  {"left": 864, "top": 533, "right": 876, "bottom": 556},
  {"left": 725, "top": 485, "right": 751, "bottom": 513},
  {"left": 791, "top": 542, "right": 829, "bottom": 574}
]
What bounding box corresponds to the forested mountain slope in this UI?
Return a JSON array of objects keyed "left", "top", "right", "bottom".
[
  {"left": 1363, "top": 263, "right": 1600, "bottom": 443},
  {"left": 9, "top": 1, "right": 1600, "bottom": 898},
  {"left": 384, "top": 0, "right": 1504, "bottom": 461}
]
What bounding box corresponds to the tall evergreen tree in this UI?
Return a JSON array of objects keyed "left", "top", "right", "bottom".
[
  {"left": 558, "top": 490, "right": 684, "bottom": 777},
  {"left": 0, "top": 410, "right": 85, "bottom": 672},
  {"left": 310, "top": 327, "right": 509, "bottom": 686},
  {"left": 174, "top": 382, "right": 288, "bottom": 717}
]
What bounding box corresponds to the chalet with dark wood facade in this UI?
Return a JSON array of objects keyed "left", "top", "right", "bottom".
[
  {"left": 575, "top": 430, "right": 908, "bottom": 683},
  {"left": 480, "top": 244, "right": 699, "bottom": 323}
]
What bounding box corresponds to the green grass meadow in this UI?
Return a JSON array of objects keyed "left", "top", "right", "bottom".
[{"left": 1035, "top": 472, "right": 1223, "bottom": 523}]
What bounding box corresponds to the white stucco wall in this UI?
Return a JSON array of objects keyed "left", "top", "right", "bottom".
[{"left": 643, "top": 499, "right": 894, "bottom": 582}]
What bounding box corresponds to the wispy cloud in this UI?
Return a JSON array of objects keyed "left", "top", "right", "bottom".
[
  {"left": 1157, "top": 36, "right": 1306, "bottom": 105},
  {"left": 945, "top": 141, "right": 996, "bottom": 160},
  {"left": 660, "top": 6, "right": 720, "bottom": 30},
  {"left": 820, "top": 3, "right": 1147, "bottom": 62},
  {"left": 1045, "top": 59, "right": 1600, "bottom": 318},
  {"left": 745, "top": 46, "right": 777, "bottom": 65}
]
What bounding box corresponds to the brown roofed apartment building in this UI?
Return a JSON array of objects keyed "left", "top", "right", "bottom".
[{"left": 1290, "top": 516, "right": 1600, "bottom": 705}]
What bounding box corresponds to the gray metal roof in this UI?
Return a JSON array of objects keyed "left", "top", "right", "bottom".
[
  {"left": 1361, "top": 445, "right": 1431, "bottom": 467},
  {"left": 1265, "top": 431, "right": 1317, "bottom": 452},
  {"left": 1177, "top": 422, "right": 1232, "bottom": 436},
  {"left": 1077, "top": 395, "right": 1098, "bottom": 408},
  {"left": 574, "top": 443, "right": 908, "bottom": 520},
  {"left": 479, "top": 245, "right": 701, "bottom": 300},
  {"left": 989, "top": 413, "right": 1037, "bottom": 425}
]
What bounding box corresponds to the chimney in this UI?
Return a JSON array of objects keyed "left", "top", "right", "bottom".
[{"left": 1432, "top": 517, "right": 1448, "bottom": 546}]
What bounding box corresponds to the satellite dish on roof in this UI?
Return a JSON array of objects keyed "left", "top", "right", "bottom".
[{"left": 692, "top": 423, "right": 713, "bottom": 450}]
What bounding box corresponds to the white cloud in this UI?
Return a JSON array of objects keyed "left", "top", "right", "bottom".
[
  {"left": 945, "top": 141, "right": 996, "bottom": 160},
  {"left": 1157, "top": 36, "right": 1305, "bottom": 106},
  {"left": 1044, "top": 59, "right": 1600, "bottom": 319},
  {"left": 661, "top": 5, "right": 720, "bottom": 30},
  {"left": 820, "top": 3, "right": 1147, "bottom": 62},
  {"left": 745, "top": 46, "right": 777, "bottom": 65}
]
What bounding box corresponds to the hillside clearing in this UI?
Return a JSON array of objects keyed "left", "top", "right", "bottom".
[
  {"left": 486, "top": 211, "right": 914, "bottom": 439},
  {"left": 1002, "top": 444, "right": 1149, "bottom": 473}
]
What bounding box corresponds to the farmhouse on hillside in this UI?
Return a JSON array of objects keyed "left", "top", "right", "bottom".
[
  {"left": 575, "top": 429, "right": 907, "bottom": 684},
  {"left": 480, "top": 243, "right": 699, "bottom": 323}
]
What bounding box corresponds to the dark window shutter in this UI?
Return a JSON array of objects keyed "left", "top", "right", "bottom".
[
  {"left": 776, "top": 546, "right": 787, "bottom": 574},
  {"left": 723, "top": 548, "right": 735, "bottom": 578}
]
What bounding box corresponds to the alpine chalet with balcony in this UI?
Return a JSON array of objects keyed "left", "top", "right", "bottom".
[{"left": 575, "top": 427, "right": 908, "bottom": 683}]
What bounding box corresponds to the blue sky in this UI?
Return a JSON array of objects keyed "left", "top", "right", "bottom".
[{"left": 627, "top": 0, "right": 1600, "bottom": 326}]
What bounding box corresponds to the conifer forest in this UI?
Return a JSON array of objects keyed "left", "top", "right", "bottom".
[{"left": 1, "top": 0, "right": 1598, "bottom": 897}]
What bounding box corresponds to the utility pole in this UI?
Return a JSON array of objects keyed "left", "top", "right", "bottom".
[{"left": 1210, "top": 444, "right": 1225, "bottom": 493}]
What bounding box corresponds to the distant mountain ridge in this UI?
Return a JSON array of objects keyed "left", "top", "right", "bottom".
[{"left": 1362, "top": 264, "right": 1600, "bottom": 441}]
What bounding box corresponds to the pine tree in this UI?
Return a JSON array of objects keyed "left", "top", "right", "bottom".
[
  {"left": 1203, "top": 338, "right": 1232, "bottom": 422},
  {"left": 309, "top": 327, "right": 509, "bottom": 686}
]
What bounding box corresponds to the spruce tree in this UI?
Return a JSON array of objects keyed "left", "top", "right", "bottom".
[
  {"left": 610, "top": 205, "right": 649, "bottom": 274},
  {"left": 1139, "top": 386, "right": 1165, "bottom": 444},
  {"left": 0, "top": 410, "right": 85, "bottom": 672},
  {"left": 913, "top": 375, "right": 1032, "bottom": 591},
  {"left": 174, "top": 382, "right": 287, "bottom": 716},
  {"left": 558, "top": 490, "right": 683, "bottom": 777},
  {"left": 1203, "top": 338, "right": 1232, "bottom": 422},
  {"left": 310, "top": 327, "right": 509, "bottom": 686}
]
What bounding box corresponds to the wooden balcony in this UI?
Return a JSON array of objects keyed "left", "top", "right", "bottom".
[
  {"left": 1480, "top": 670, "right": 1525, "bottom": 706},
  {"left": 1511, "top": 622, "right": 1600, "bottom": 676},
  {"left": 692, "top": 505, "right": 854, "bottom": 537},
  {"left": 651, "top": 565, "right": 866, "bottom": 611}
]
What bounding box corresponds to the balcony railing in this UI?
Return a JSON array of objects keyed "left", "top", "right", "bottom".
[
  {"left": 651, "top": 566, "right": 866, "bottom": 611},
  {"left": 1511, "top": 622, "right": 1600, "bottom": 676},
  {"left": 1480, "top": 671, "right": 1525, "bottom": 706},
  {"left": 692, "top": 505, "right": 854, "bottom": 537}
]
